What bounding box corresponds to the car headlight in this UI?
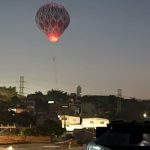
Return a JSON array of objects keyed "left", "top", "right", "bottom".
[{"left": 86, "top": 142, "right": 111, "bottom": 150}]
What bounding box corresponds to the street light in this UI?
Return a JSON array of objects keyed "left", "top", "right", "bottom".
[{"left": 143, "top": 113, "right": 147, "bottom": 119}]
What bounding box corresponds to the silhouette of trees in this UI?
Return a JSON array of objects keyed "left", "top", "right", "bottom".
[
  {"left": 10, "top": 96, "right": 22, "bottom": 107},
  {"left": 27, "top": 92, "right": 48, "bottom": 112},
  {"left": 24, "top": 119, "right": 65, "bottom": 136},
  {"left": 15, "top": 112, "right": 35, "bottom": 126},
  {"left": 46, "top": 89, "right": 69, "bottom": 104}
]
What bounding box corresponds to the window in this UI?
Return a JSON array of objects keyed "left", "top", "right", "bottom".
[
  {"left": 100, "top": 121, "right": 104, "bottom": 124},
  {"left": 90, "top": 121, "right": 94, "bottom": 124}
]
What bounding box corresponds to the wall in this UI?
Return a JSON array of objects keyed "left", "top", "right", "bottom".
[{"left": 0, "top": 136, "right": 50, "bottom": 144}]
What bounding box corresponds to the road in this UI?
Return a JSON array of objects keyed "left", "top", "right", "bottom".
[{"left": 1, "top": 143, "right": 84, "bottom": 150}]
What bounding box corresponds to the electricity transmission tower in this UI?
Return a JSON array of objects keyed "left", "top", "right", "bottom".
[
  {"left": 117, "top": 89, "right": 122, "bottom": 113},
  {"left": 19, "top": 76, "right": 25, "bottom": 96}
]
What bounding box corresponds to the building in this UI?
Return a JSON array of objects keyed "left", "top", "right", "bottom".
[
  {"left": 8, "top": 107, "right": 28, "bottom": 113},
  {"left": 82, "top": 117, "right": 109, "bottom": 128},
  {"left": 70, "top": 104, "right": 81, "bottom": 115},
  {"left": 58, "top": 115, "right": 109, "bottom": 131},
  {"left": 58, "top": 115, "right": 81, "bottom": 128}
]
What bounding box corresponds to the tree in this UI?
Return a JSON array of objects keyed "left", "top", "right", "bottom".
[
  {"left": 10, "top": 96, "right": 22, "bottom": 107},
  {"left": 36, "top": 119, "right": 65, "bottom": 136},
  {"left": 27, "top": 92, "right": 48, "bottom": 112},
  {"left": 46, "top": 90, "right": 69, "bottom": 104},
  {"left": 15, "top": 112, "right": 35, "bottom": 126}
]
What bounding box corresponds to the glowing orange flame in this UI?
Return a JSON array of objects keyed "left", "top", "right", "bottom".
[{"left": 48, "top": 33, "right": 59, "bottom": 43}]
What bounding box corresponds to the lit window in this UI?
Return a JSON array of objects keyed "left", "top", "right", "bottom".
[
  {"left": 90, "top": 121, "right": 94, "bottom": 124},
  {"left": 100, "top": 121, "right": 104, "bottom": 124}
]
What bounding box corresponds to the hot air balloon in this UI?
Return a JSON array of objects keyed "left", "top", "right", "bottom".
[{"left": 35, "top": 2, "right": 70, "bottom": 43}]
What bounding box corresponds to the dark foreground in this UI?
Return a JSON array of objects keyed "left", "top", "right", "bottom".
[{"left": 1, "top": 143, "right": 84, "bottom": 150}]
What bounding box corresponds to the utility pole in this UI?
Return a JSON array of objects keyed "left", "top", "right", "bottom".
[{"left": 19, "top": 76, "right": 24, "bottom": 96}]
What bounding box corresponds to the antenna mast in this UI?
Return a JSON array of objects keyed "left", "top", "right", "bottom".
[{"left": 53, "top": 57, "right": 58, "bottom": 90}]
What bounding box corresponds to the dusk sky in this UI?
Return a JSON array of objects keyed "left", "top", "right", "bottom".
[{"left": 0, "top": 0, "right": 150, "bottom": 99}]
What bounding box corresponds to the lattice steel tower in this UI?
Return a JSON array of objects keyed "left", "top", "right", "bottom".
[{"left": 19, "top": 76, "right": 24, "bottom": 96}]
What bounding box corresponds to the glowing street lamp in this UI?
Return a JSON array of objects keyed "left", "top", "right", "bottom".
[{"left": 143, "top": 113, "right": 147, "bottom": 118}]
